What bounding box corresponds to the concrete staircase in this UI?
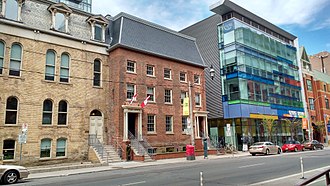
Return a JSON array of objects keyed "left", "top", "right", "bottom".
[{"left": 99, "top": 145, "right": 122, "bottom": 164}]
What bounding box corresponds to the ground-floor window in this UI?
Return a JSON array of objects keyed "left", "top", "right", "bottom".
[
  {"left": 56, "top": 138, "right": 67, "bottom": 157},
  {"left": 3, "top": 139, "right": 15, "bottom": 160},
  {"left": 40, "top": 139, "right": 52, "bottom": 158}
]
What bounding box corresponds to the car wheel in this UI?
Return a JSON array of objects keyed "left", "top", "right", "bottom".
[
  {"left": 320, "top": 146, "right": 324, "bottom": 150},
  {"left": 277, "top": 148, "right": 281, "bottom": 154},
  {"left": 313, "top": 146, "right": 316, "bottom": 150},
  {"left": 251, "top": 153, "right": 256, "bottom": 156},
  {"left": 3, "top": 170, "right": 19, "bottom": 184},
  {"left": 294, "top": 147, "right": 298, "bottom": 152},
  {"left": 265, "top": 149, "right": 269, "bottom": 155},
  {"left": 302, "top": 147, "right": 305, "bottom": 151}
]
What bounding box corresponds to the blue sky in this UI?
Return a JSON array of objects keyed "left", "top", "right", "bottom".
[{"left": 93, "top": 0, "right": 330, "bottom": 55}]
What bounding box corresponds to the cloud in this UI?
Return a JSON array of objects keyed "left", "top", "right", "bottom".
[{"left": 309, "top": 18, "right": 330, "bottom": 31}]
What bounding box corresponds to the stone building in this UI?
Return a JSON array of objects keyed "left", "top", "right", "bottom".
[{"left": 0, "top": 0, "right": 110, "bottom": 165}]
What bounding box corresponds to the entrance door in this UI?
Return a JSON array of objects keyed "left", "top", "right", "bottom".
[
  {"left": 90, "top": 115, "right": 103, "bottom": 143},
  {"left": 128, "top": 113, "right": 136, "bottom": 139}
]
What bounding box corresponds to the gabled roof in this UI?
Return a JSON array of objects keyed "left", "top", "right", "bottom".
[
  {"left": 109, "top": 12, "right": 205, "bottom": 67},
  {"left": 299, "top": 46, "right": 310, "bottom": 62},
  {"left": 86, "top": 15, "right": 109, "bottom": 25},
  {"left": 48, "top": 3, "right": 73, "bottom": 14}
]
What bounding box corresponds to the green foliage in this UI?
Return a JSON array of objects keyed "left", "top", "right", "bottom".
[{"left": 261, "top": 118, "right": 277, "bottom": 141}]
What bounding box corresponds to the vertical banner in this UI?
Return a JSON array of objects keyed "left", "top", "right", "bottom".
[
  {"left": 302, "top": 118, "right": 308, "bottom": 129},
  {"left": 183, "top": 97, "right": 189, "bottom": 116}
]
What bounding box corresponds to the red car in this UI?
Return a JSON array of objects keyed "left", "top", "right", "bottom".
[{"left": 281, "top": 140, "right": 304, "bottom": 152}]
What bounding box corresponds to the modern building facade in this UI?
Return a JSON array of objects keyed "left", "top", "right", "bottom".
[{"left": 301, "top": 47, "right": 330, "bottom": 143}]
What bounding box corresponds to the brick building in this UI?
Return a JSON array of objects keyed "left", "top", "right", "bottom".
[
  {"left": 301, "top": 47, "right": 330, "bottom": 143},
  {"left": 309, "top": 51, "right": 330, "bottom": 75},
  {"left": 0, "top": 0, "right": 110, "bottom": 165}
]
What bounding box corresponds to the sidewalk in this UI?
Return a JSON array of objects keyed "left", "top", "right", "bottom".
[{"left": 27, "top": 151, "right": 250, "bottom": 179}]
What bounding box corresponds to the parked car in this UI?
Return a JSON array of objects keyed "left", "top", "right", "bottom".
[
  {"left": 0, "top": 165, "right": 29, "bottom": 184},
  {"left": 281, "top": 140, "right": 304, "bottom": 152},
  {"left": 303, "top": 140, "right": 324, "bottom": 150},
  {"left": 249, "top": 141, "right": 282, "bottom": 156}
]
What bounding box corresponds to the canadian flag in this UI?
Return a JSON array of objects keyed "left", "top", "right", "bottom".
[
  {"left": 129, "top": 93, "right": 137, "bottom": 104},
  {"left": 140, "top": 95, "right": 150, "bottom": 108}
]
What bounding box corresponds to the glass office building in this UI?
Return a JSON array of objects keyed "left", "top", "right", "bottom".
[
  {"left": 211, "top": 1, "right": 305, "bottom": 149},
  {"left": 51, "top": 0, "right": 92, "bottom": 13}
]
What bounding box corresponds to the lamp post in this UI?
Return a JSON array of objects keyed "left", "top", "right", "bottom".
[
  {"left": 188, "top": 65, "right": 215, "bottom": 152},
  {"left": 323, "top": 113, "right": 329, "bottom": 146}
]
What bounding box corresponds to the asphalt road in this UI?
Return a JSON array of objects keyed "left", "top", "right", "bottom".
[{"left": 16, "top": 149, "right": 330, "bottom": 186}]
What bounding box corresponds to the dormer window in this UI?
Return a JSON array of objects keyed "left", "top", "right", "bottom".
[
  {"left": 87, "top": 15, "right": 109, "bottom": 42},
  {"left": 48, "top": 3, "right": 72, "bottom": 33},
  {"left": 2, "top": 0, "right": 24, "bottom": 21}
]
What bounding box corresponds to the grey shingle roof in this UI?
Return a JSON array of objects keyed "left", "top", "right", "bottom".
[{"left": 109, "top": 12, "right": 205, "bottom": 67}]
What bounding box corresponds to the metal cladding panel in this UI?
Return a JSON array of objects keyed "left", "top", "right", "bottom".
[
  {"left": 181, "top": 14, "right": 223, "bottom": 119},
  {"left": 117, "top": 16, "right": 204, "bottom": 66},
  {"left": 228, "top": 104, "right": 242, "bottom": 118}
]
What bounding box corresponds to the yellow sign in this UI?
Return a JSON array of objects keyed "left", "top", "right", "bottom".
[
  {"left": 249, "top": 114, "right": 278, "bottom": 120},
  {"left": 302, "top": 118, "right": 308, "bottom": 129},
  {"left": 183, "top": 97, "right": 189, "bottom": 116}
]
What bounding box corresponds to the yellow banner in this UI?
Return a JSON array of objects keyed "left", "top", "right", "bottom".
[
  {"left": 249, "top": 114, "right": 278, "bottom": 120},
  {"left": 183, "top": 97, "right": 189, "bottom": 116},
  {"left": 302, "top": 118, "right": 308, "bottom": 129}
]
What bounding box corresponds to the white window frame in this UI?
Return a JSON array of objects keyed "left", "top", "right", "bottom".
[
  {"left": 42, "top": 99, "right": 53, "bottom": 125},
  {"left": 40, "top": 138, "right": 52, "bottom": 158},
  {"left": 127, "top": 60, "right": 136, "bottom": 73},
  {"left": 3, "top": 0, "right": 23, "bottom": 21},
  {"left": 60, "top": 53, "right": 70, "bottom": 83},
  {"left": 164, "top": 68, "right": 172, "bottom": 80},
  {"left": 0, "top": 41, "right": 5, "bottom": 75},
  {"left": 165, "top": 115, "right": 173, "bottom": 133},
  {"left": 194, "top": 74, "right": 200, "bottom": 85},
  {"left": 9, "top": 43, "right": 22, "bottom": 77},
  {"left": 147, "top": 86, "right": 155, "bottom": 102},
  {"left": 195, "top": 93, "right": 201, "bottom": 107},
  {"left": 180, "top": 91, "right": 188, "bottom": 105},
  {"left": 5, "top": 96, "right": 18, "bottom": 125},
  {"left": 87, "top": 15, "right": 109, "bottom": 42},
  {"left": 48, "top": 3, "right": 72, "bottom": 33},
  {"left": 45, "top": 50, "right": 56, "bottom": 81},
  {"left": 164, "top": 89, "right": 172, "bottom": 104},
  {"left": 56, "top": 138, "right": 67, "bottom": 157},
  {"left": 180, "top": 72, "right": 187, "bottom": 82},
  {"left": 147, "top": 115, "right": 156, "bottom": 133},
  {"left": 93, "top": 59, "right": 102, "bottom": 87},
  {"left": 126, "top": 84, "right": 136, "bottom": 100},
  {"left": 146, "top": 64, "right": 155, "bottom": 77}
]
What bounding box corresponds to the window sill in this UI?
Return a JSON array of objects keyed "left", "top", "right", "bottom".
[
  {"left": 57, "top": 125, "right": 68, "bottom": 127},
  {"left": 93, "top": 86, "right": 103, "bottom": 89},
  {"left": 8, "top": 75, "right": 24, "bottom": 80},
  {"left": 147, "top": 132, "right": 157, "bottom": 135},
  {"left": 4, "top": 124, "right": 18, "bottom": 127},
  {"left": 59, "top": 82, "right": 73, "bottom": 86},
  {"left": 126, "top": 71, "right": 137, "bottom": 74},
  {"left": 165, "top": 103, "right": 173, "bottom": 105},
  {"left": 164, "top": 78, "right": 172, "bottom": 81},
  {"left": 148, "top": 101, "right": 156, "bottom": 104},
  {"left": 180, "top": 81, "right": 187, "bottom": 84},
  {"left": 166, "top": 132, "right": 174, "bottom": 135},
  {"left": 147, "top": 75, "right": 156, "bottom": 78}
]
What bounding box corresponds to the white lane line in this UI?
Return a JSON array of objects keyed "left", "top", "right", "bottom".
[
  {"left": 122, "top": 181, "right": 146, "bottom": 186},
  {"left": 239, "top": 163, "right": 265, "bottom": 168},
  {"left": 250, "top": 165, "right": 330, "bottom": 185}
]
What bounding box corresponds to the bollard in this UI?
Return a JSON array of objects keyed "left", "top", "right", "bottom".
[
  {"left": 300, "top": 157, "right": 305, "bottom": 179},
  {"left": 200, "top": 171, "right": 203, "bottom": 186}
]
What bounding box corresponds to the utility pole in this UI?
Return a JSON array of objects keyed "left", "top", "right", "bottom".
[{"left": 188, "top": 81, "right": 195, "bottom": 146}]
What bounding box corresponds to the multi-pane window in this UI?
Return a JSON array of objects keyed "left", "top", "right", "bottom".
[
  {"left": 326, "top": 99, "right": 329, "bottom": 109},
  {"left": 164, "top": 89, "right": 172, "bottom": 103},
  {"left": 165, "top": 115, "right": 173, "bottom": 132},
  {"left": 309, "top": 98, "right": 314, "bottom": 110},
  {"left": 55, "top": 13, "right": 66, "bottom": 32},
  {"left": 5, "top": 97, "right": 18, "bottom": 124},
  {"left": 195, "top": 93, "right": 201, "bottom": 107},
  {"left": 164, "top": 68, "right": 171, "bottom": 79},
  {"left": 5, "top": 0, "right": 18, "bottom": 20},
  {"left": 147, "top": 87, "right": 155, "bottom": 102},
  {"left": 126, "top": 84, "right": 135, "bottom": 99},
  {"left": 127, "top": 60, "right": 136, "bottom": 73},
  {"left": 194, "top": 74, "right": 200, "bottom": 84},
  {"left": 45, "top": 50, "right": 56, "bottom": 81},
  {"left": 9, "top": 43, "right": 22, "bottom": 76},
  {"left": 146, "top": 65, "right": 154, "bottom": 76},
  {"left": 0, "top": 41, "right": 4, "bottom": 74},
  {"left": 42, "top": 99, "right": 53, "bottom": 125},
  {"left": 60, "top": 53, "right": 70, "bottom": 82},
  {"left": 40, "top": 139, "right": 51, "bottom": 158},
  {"left": 181, "top": 91, "right": 187, "bottom": 104},
  {"left": 56, "top": 138, "right": 67, "bottom": 157},
  {"left": 306, "top": 80, "right": 312, "bottom": 91},
  {"left": 147, "top": 115, "right": 155, "bottom": 132},
  {"left": 180, "top": 72, "right": 186, "bottom": 82},
  {"left": 182, "top": 116, "right": 188, "bottom": 132},
  {"left": 58, "top": 100, "right": 68, "bottom": 125},
  {"left": 3, "top": 140, "right": 15, "bottom": 160},
  {"left": 93, "top": 59, "right": 101, "bottom": 87}
]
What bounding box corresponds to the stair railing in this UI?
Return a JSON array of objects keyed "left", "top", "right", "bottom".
[
  {"left": 128, "top": 131, "right": 155, "bottom": 159},
  {"left": 88, "top": 134, "right": 107, "bottom": 161}
]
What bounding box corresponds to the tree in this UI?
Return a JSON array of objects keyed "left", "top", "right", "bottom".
[
  {"left": 314, "top": 121, "right": 326, "bottom": 142},
  {"left": 282, "top": 118, "right": 301, "bottom": 141},
  {"left": 261, "top": 118, "right": 277, "bottom": 142}
]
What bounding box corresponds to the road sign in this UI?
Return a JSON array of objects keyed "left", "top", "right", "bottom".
[
  {"left": 18, "top": 134, "right": 27, "bottom": 144},
  {"left": 22, "top": 123, "right": 28, "bottom": 133}
]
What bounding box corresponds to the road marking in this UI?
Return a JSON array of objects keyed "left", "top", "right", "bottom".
[
  {"left": 122, "top": 181, "right": 146, "bottom": 186},
  {"left": 239, "top": 163, "right": 265, "bottom": 168},
  {"left": 250, "top": 165, "right": 330, "bottom": 185}
]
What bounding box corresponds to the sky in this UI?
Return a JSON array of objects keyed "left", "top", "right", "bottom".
[{"left": 92, "top": 0, "right": 330, "bottom": 55}]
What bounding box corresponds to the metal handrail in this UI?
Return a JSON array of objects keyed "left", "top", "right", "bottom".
[
  {"left": 128, "top": 131, "right": 155, "bottom": 159},
  {"left": 88, "top": 134, "right": 105, "bottom": 160},
  {"left": 296, "top": 168, "right": 330, "bottom": 186}
]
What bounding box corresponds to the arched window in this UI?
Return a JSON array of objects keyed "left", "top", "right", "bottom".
[
  {"left": 90, "top": 110, "right": 102, "bottom": 116},
  {"left": 93, "top": 59, "right": 101, "bottom": 87},
  {"left": 3, "top": 139, "right": 15, "bottom": 160},
  {"left": 40, "top": 139, "right": 52, "bottom": 158},
  {"left": 56, "top": 138, "right": 67, "bottom": 157},
  {"left": 0, "top": 41, "right": 4, "bottom": 74},
  {"left": 58, "top": 100, "right": 68, "bottom": 125},
  {"left": 60, "top": 53, "right": 70, "bottom": 82},
  {"left": 9, "top": 44, "right": 22, "bottom": 76},
  {"left": 45, "top": 50, "right": 56, "bottom": 81},
  {"left": 5, "top": 97, "right": 18, "bottom": 124},
  {"left": 55, "top": 13, "right": 66, "bottom": 32},
  {"left": 42, "top": 99, "right": 53, "bottom": 125},
  {"left": 5, "top": 0, "right": 18, "bottom": 20}
]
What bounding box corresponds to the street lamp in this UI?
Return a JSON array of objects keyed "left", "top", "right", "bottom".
[{"left": 188, "top": 65, "right": 215, "bottom": 154}]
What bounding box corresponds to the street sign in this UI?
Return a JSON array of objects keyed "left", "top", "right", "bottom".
[
  {"left": 22, "top": 123, "right": 28, "bottom": 133},
  {"left": 18, "top": 134, "right": 27, "bottom": 144}
]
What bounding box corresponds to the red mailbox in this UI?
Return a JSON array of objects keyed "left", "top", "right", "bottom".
[{"left": 186, "top": 145, "right": 195, "bottom": 160}]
